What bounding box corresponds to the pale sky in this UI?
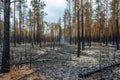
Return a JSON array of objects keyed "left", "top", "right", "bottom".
[
  {"left": 27, "top": 0, "right": 66, "bottom": 23},
  {"left": 43, "top": 0, "right": 66, "bottom": 23}
]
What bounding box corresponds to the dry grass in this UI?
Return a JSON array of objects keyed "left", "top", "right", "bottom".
[{"left": 0, "top": 66, "right": 34, "bottom": 80}]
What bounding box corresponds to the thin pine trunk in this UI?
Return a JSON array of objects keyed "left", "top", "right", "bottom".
[
  {"left": 81, "top": 0, "right": 85, "bottom": 50},
  {"left": 14, "top": 1, "right": 16, "bottom": 47},
  {"left": 37, "top": 17, "right": 39, "bottom": 45},
  {"left": 18, "top": 2, "right": 22, "bottom": 44},
  {"left": 115, "top": 0, "right": 119, "bottom": 50},
  {"left": 77, "top": 1, "right": 80, "bottom": 57}
]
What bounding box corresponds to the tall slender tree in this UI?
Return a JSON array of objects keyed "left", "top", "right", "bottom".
[
  {"left": 84, "top": 0, "right": 90, "bottom": 46},
  {"left": 111, "top": 0, "right": 115, "bottom": 45},
  {"left": 31, "top": 0, "right": 46, "bottom": 47},
  {"left": 89, "top": 0, "right": 92, "bottom": 46},
  {"left": 115, "top": 0, "right": 119, "bottom": 50},
  {"left": 28, "top": 9, "right": 32, "bottom": 43},
  {"left": 18, "top": 0, "right": 22, "bottom": 44},
  {"left": 1, "top": 0, "right": 10, "bottom": 73},
  {"left": 13, "top": 0, "right": 16, "bottom": 47},
  {"left": 105, "top": 0, "right": 108, "bottom": 46},
  {"left": 73, "top": 0, "right": 77, "bottom": 45},
  {"left": 81, "top": 0, "right": 85, "bottom": 50},
  {"left": 58, "top": 18, "right": 62, "bottom": 46},
  {"left": 63, "top": 9, "right": 69, "bottom": 38},
  {"left": 77, "top": 0, "right": 81, "bottom": 57},
  {"left": 66, "top": 0, "right": 72, "bottom": 44}
]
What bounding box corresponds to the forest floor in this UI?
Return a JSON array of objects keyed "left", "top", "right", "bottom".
[{"left": 0, "top": 43, "right": 120, "bottom": 80}]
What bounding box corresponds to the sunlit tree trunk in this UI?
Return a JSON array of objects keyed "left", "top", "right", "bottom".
[
  {"left": 105, "top": 0, "right": 108, "bottom": 46},
  {"left": 114, "top": 0, "right": 119, "bottom": 50},
  {"left": 89, "top": 0, "right": 92, "bottom": 46},
  {"left": 63, "top": 9, "right": 68, "bottom": 39},
  {"left": 68, "top": 0, "right": 72, "bottom": 45},
  {"left": 85, "top": 0, "right": 90, "bottom": 47},
  {"left": 73, "top": 0, "right": 77, "bottom": 45}
]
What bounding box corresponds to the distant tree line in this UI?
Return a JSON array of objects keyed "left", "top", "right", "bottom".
[{"left": 63, "top": 0, "right": 120, "bottom": 56}]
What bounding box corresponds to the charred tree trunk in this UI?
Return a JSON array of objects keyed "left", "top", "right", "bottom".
[
  {"left": 14, "top": 1, "right": 16, "bottom": 47},
  {"left": 81, "top": 0, "right": 85, "bottom": 50},
  {"left": 74, "top": 0, "right": 77, "bottom": 45},
  {"left": 68, "top": 0, "right": 72, "bottom": 45},
  {"left": 37, "top": 17, "right": 39, "bottom": 45},
  {"left": 33, "top": 15, "right": 36, "bottom": 44},
  {"left": 77, "top": 1, "right": 81, "bottom": 57},
  {"left": 58, "top": 18, "right": 62, "bottom": 46},
  {"left": 1, "top": 0, "right": 10, "bottom": 73},
  {"left": 112, "top": 18, "right": 115, "bottom": 45}
]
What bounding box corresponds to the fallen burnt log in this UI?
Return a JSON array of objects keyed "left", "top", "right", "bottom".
[
  {"left": 12, "top": 59, "right": 52, "bottom": 66},
  {"left": 0, "top": 58, "right": 78, "bottom": 67},
  {"left": 79, "top": 62, "right": 120, "bottom": 78}
]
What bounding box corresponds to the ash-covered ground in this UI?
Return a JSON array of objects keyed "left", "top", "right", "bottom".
[{"left": 0, "top": 43, "right": 120, "bottom": 80}]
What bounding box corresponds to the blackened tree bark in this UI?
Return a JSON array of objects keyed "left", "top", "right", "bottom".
[
  {"left": 74, "top": 0, "right": 77, "bottom": 45},
  {"left": 58, "top": 18, "right": 62, "bottom": 46},
  {"left": 1, "top": 0, "right": 10, "bottom": 73},
  {"left": 59, "top": 25, "right": 62, "bottom": 46},
  {"left": 77, "top": 6, "right": 80, "bottom": 57},
  {"left": 37, "top": 16, "right": 39, "bottom": 45},
  {"left": 51, "top": 28, "right": 53, "bottom": 48},
  {"left": 14, "top": 1, "right": 16, "bottom": 47},
  {"left": 81, "top": 0, "right": 85, "bottom": 50},
  {"left": 33, "top": 16, "right": 36, "bottom": 44}
]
